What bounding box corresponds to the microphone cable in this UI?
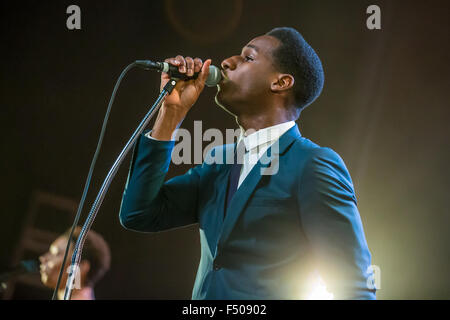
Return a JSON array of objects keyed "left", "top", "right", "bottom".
[{"left": 52, "top": 62, "right": 138, "bottom": 300}]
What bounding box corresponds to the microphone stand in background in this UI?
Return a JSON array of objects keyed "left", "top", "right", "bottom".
[{"left": 63, "top": 78, "right": 178, "bottom": 300}]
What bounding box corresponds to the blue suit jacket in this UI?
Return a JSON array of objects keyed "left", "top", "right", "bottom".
[{"left": 119, "top": 125, "right": 376, "bottom": 299}]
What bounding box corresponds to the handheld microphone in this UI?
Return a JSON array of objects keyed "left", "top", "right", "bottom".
[{"left": 135, "top": 60, "right": 221, "bottom": 87}]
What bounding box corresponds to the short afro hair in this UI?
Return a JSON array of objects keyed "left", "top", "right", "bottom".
[
  {"left": 266, "top": 27, "right": 324, "bottom": 110},
  {"left": 65, "top": 226, "right": 111, "bottom": 287}
]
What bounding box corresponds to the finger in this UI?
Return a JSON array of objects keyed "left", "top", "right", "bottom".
[
  {"left": 185, "top": 57, "right": 195, "bottom": 76},
  {"left": 165, "top": 57, "right": 181, "bottom": 66},
  {"left": 200, "top": 59, "right": 211, "bottom": 81},
  {"left": 195, "top": 59, "right": 211, "bottom": 88},
  {"left": 193, "top": 58, "right": 202, "bottom": 74},
  {"left": 161, "top": 57, "right": 179, "bottom": 80},
  {"left": 164, "top": 57, "right": 183, "bottom": 72},
  {"left": 175, "top": 55, "right": 186, "bottom": 73}
]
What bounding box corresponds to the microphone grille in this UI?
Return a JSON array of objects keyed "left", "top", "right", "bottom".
[{"left": 205, "top": 65, "right": 222, "bottom": 87}]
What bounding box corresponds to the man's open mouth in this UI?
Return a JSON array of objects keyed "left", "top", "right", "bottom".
[{"left": 220, "top": 70, "right": 229, "bottom": 82}]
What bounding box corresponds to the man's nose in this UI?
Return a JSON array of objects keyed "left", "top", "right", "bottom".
[
  {"left": 221, "top": 56, "right": 236, "bottom": 71},
  {"left": 39, "top": 254, "right": 48, "bottom": 264}
]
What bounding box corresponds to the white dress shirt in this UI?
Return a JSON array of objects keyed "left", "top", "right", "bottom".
[
  {"left": 145, "top": 120, "right": 296, "bottom": 188},
  {"left": 236, "top": 121, "right": 295, "bottom": 188}
]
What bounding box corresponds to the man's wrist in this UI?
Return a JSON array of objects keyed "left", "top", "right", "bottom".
[{"left": 150, "top": 106, "right": 186, "bottom": 141}]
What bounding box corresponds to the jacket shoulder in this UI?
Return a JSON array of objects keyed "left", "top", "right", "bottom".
[
  {"left": 289, "top": 137, "right": 352, "bottom": 184},
  {"left": 291, "top": 137, "right": 345, "bottom": 164}
]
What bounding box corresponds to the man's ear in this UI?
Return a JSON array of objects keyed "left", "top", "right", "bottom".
[{"left": 271, "top": 74, "right": 295, "bottom": 93}]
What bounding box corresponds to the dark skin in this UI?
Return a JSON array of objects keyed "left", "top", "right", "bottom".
[
  {"left": 39, "top": 235, "right": 92, "bottom": 300},
  {"left": 151, "top": 35, "right": 298, "bottom": 141}
]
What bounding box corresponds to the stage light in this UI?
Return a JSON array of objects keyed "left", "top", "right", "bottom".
[{"left": 305, "top": 274, "right": 334, "bottom": 300}]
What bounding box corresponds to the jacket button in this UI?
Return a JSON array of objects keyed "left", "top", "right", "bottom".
[{"left": 213, "top": 261, "right": 221, "bottom": 271}]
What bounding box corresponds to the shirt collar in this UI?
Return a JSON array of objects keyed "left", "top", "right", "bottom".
[{"left": 238, "top": 121, "right": 296, "bottom": 152}]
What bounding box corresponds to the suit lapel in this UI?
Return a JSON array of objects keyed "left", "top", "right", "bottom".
[
  {"left": 217, "top": 124, "right": 302, "bottom": 247},
  {"left": 206, "top": 144, "right": 233, "bottom": 256}
]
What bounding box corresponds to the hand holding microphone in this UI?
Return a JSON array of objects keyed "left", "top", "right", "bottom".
[
  {"left": 161, "top": 56, "right": 213, "bottom": 113},
  {"left": 135, "top": 57, "right": 221, "bottom": 87},
  {"left": 140, "top": 56, "right": 216, "bottom": 141}
]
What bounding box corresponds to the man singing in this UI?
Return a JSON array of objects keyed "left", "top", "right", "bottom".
[{"left": 119, "top": 27, "right": 376, "bottom": 299}]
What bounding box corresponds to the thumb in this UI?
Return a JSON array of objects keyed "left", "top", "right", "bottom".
[{"left": 194, "top": 59, "right": 211, "bottom": 89}]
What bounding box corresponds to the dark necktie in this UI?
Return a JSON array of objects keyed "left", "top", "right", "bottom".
[{"left": 224, "top": 141, "right": 246, "bottom": 219}]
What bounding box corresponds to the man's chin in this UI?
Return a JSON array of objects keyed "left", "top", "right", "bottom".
[
  {"left": 41, "top": 272, "right": 56, "bottom": 289},
  {"left": 215, "top": 92, "right": 237, "bottom": 117}
]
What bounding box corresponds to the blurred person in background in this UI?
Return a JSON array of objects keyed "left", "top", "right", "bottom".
[{"left": 39, "top": 226, "right": 111, "bottom": 300}]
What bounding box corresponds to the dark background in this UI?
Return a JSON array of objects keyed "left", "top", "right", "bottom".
[{"left": 1, "top": 0, "right": 449, "bottom": 299}]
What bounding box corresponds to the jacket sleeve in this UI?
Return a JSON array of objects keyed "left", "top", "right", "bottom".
[
  {"left": 119, "top": 131, "right": 201, "bottom": 233},
  {"left": 298, "top": 147, "right": 376, "bottom": 299}
]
